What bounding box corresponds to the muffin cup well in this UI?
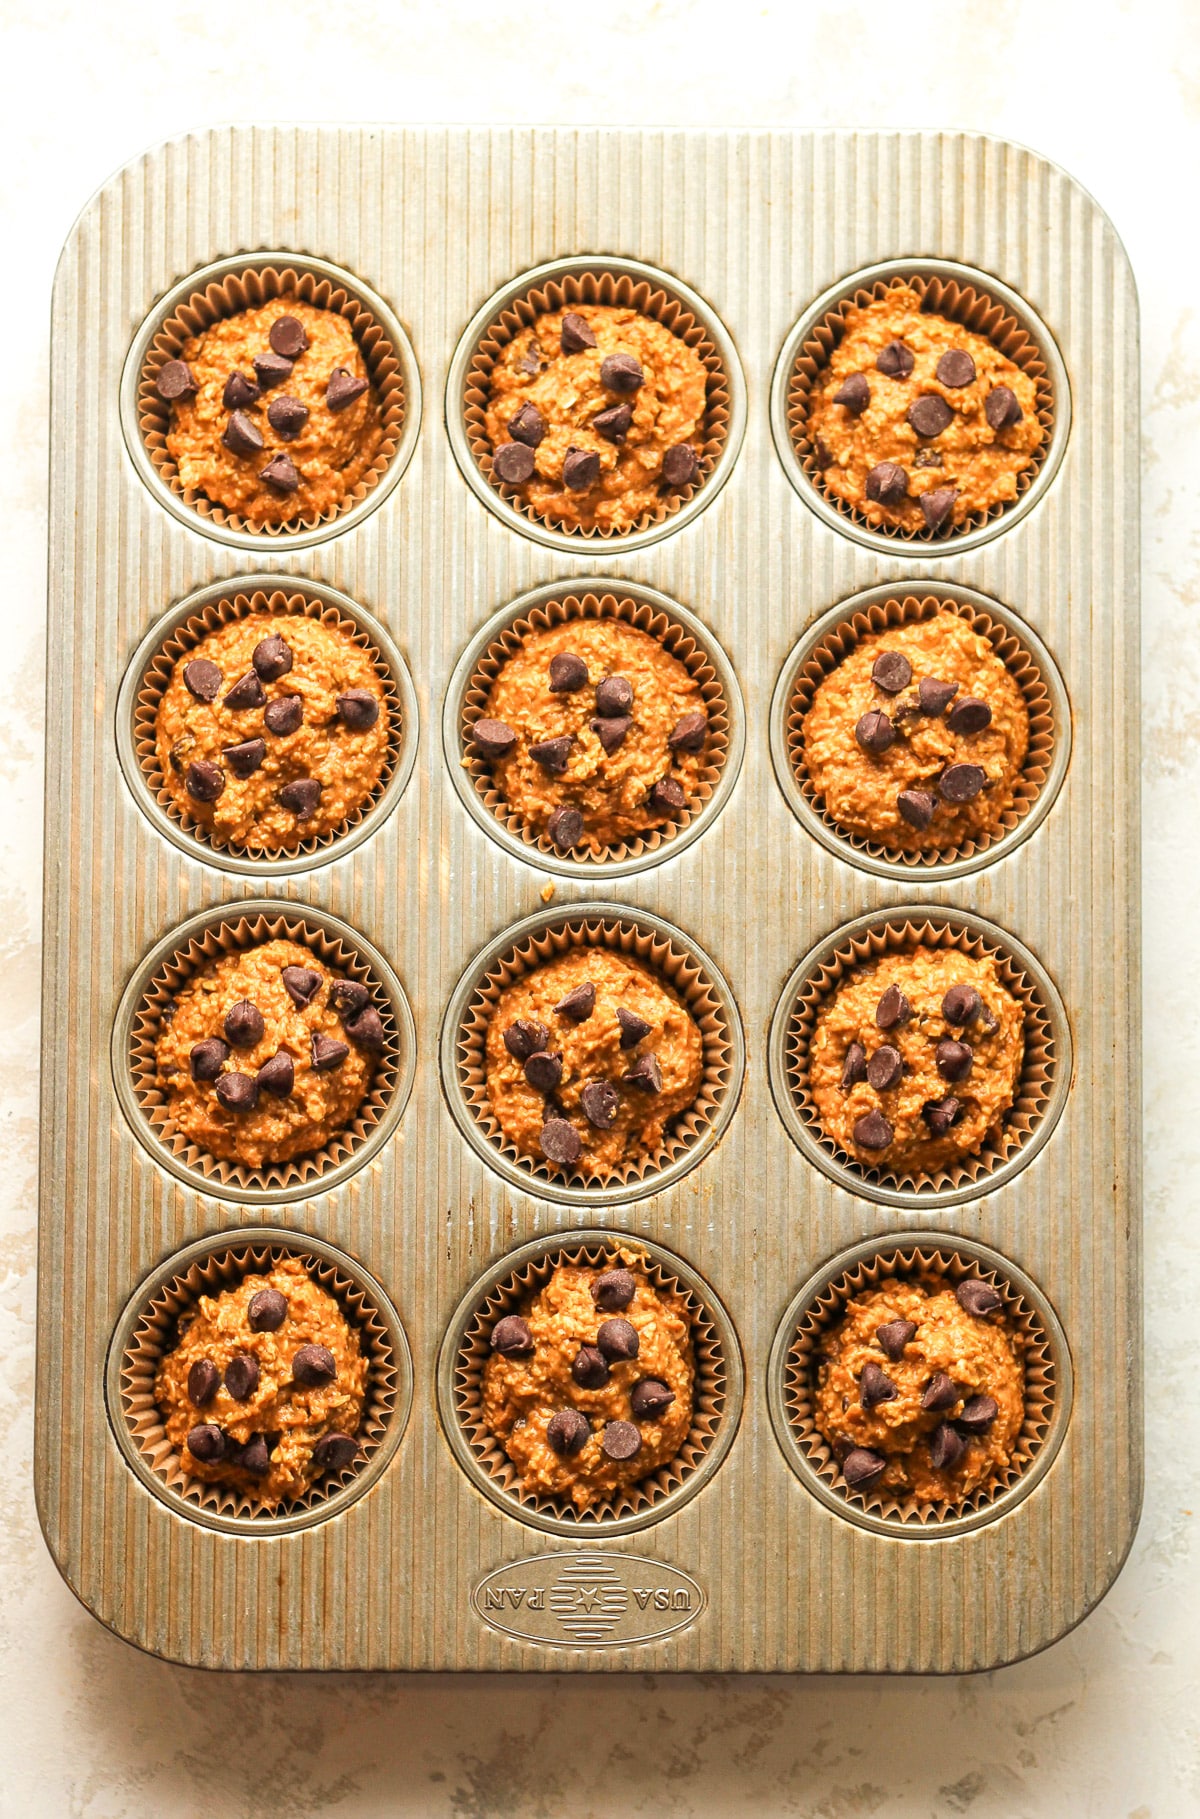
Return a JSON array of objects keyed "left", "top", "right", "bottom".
[
  {"left": 440, "top": 903, "right": 744, "bottom": 1207},
  {"left": 107, "top": 1228, "right": 411, "bottom": 1536},
  {"left": 119, "top": 575, "right": 418, "bottom": 877},
  {"left": 448, "top": 256, "right": 746, "bottom": 553},
  {"left": 767, "top": 907, "right": 1070, "bottom": 1209},
  {"left": 767, "top": 1234, "right": 1071, "bottom": 1537},
  {"left": 446, "top": 579, "right": 743, "bottom": 877},
  {"left": 114, "top": 901, "right": 415, "bottom": 1204},
  {"left": 770, "top": 581, "right": 1070, "bottom": 880},
  {"left": 437, "top": 1230, "right": 743, "bottom": 1536}
]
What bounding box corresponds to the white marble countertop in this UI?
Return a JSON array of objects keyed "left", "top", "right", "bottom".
[{"left": 2, "top": 1, "right": 1196, "bottom": 1812}]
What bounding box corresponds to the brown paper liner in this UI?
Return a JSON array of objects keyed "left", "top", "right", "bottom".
[
  {"left": 782, "top": 915, "right": 1057, "bottom": 1194},
  {"left": 783, "top": 1242, "right": 1056, "bottom": 1528},
  {"left": 456, "top": 914, "right": 735, "bottom": 1191},
  {"left": 128, "top": 910, "right": 400, "bottom": 1193},
  {"left": 119, "top": 1237, "right": 397, "bottom": 1524},
  {"left": 463, "top": 269, "right": 731, "bottom": 540},
  {"left": 133, "top": 586, "right": 405, "bottom": 860},
  {"left": 785, "top": 593, "right": 1056, "bottom": 869},
  {"left": 787, "top": 272, "right": 1055, "bottom": 543},
  {"left": 453, "top": 1239, "right": 727, "bottom": 1526},
  {"left": 459, "top": 590, "right": 732, "bottom": 865},
  {"left": 137, "top": 264, "right": 405, "bottom": 537}
]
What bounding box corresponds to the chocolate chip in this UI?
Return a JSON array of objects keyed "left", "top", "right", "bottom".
[
  {"left": 594, "top": 675, "right": 633, "bottom": 717},
  {"left": 524, "top": 1050, "right": 563, "bottom": 1093},
  {"left": 602, "top": 1420, "right": 641, "bottom": 1461},
  {"left": 871, "top": 651, "right": 912, "bottom": 694},
  {"left": 292, "top": 1344, "right": 337, "bottom": 1388},
  {"left": 630, "top": 1378, "right": 675, "bottom": 1419},
  {"left": 852, "top": 1109, "right": 893, "bottom": 1149},
  {"left": 337, "top": 689, "right": 380, "bottom": 731},
  {"left": 492, "top": 441, "right": 536, "bottom": 484},
  {"left": 257, "top": 1050, "right": 295, "bottom": 1097},
  {"left": 591, "top": 1269, "right": 636, "bottom": 1310},
  {"left": 329, "top": 979, "right": 370, "bottom": 1020},
  {"left": 921, "top": 1372, "right": 959, "bottom": 1412},
  {"left": 946, "top": 695, "right": 992, "bottom": 736},
  {"left": 833, "top": 372, "right": 870, "bottom": 415},
  {"left": 662, "top": 442, "right": 699, "bottom": 488},
  {"left": 224, "top": 999, "right": 264, "bottom": 1048},
  {"left": 253, "top": 350, "right": 294, "bottom": 391},
  {"left": 224, "top": 670, "right": 267, "bottom": 712},
  {"left": 571, "top": 1345, "right": 609, "bottom": 1389},
  {"left": 913, "top": 449, "right": 944, "bottom": 469},
  {"left": 249, "top": 634, "right": 292, "bottom": 683},
  {"left": 601, "top": 352, "right": 643, "bottom": 393},
  {"left": 929, "top": 1422, "right": 965, "bottom": 1472},
  {"left": 958, "top": 1394, "right": 999, "bottom": 1434},
  {"left": 155, "top": 359, "right": 197, "bottom": 401},
  {"left": 311, "top": 1032, "right": 349, "bottom": 1072},
  {"left": 593, "top": 403, "right": 633, "bottom": 443},
  {"left": 539, "top": 1117, "right": 582, "bottom": 1165},
  {"left": 936, "top": 349, "right": 976, "bottom": 388},
  {"left": 841, "top": 1042, "right": 867, "bottom": 1089},
  {"left": 875, "top": 1319, "right": 917, "bottom": 1361},
  {"left": 597, "top": 1318, "right": 639, "bottom": 1362},
  {"left": 225, "top": 1352, "right": 260, "bottom": 1402},
  {"left": 555, "top": 982, "right": 595, "bottom": 1022},
  {"left": 919, "top": 676, "right": 959, "bottom": 716},
  {"left": 235, "top": 1435, "right": 271, "bottom": 1478},
  {"left": 280, "top": 777, "right": 322, "bottom": 816},
  {"left": 560, "top": 312, "right": 597, "bottom": 353},
  {"left": 314, "top": 1432, "right": 362, "bottom": 1474},
  {"left": 956, "top": 1279, "right": 1003, "bottom": 1319},
  {"left": 503, "top": 1021, "right": 550, "bottom": 1061},
  {"left": 547, "top": 1408, "right": 591, "bottom": 1456},
  {"left": 248, "top": 1288, "right": 289, "bottom": 1332},
  {"left": 222, "top": 737, "right": 266, "bottom": 779},
  {"left": 866, "top": 1044, "right": 903, "bottom": 1091},
  {"left": 581, "top": 1079, "right": 619, "bottom": 1129},
  {"left": 623, "top": 1052, "right": 663, "bottom": 1094},
  {"left": 649, "top": 776, "right": 687, "bottom": 814},
  {"left": 264, "top": 694, "right": 303, "bottom": 736},
  {"left": 875, "top": 341, "right": 915, "bottom": 379},
  {"left": 190, "top": 1037, "right": 229, "bottom": 1082},
  {"left": 942, "top": 984, "right": 981, "bottom": 1025},
  {"left": 183, "top": 658, "right": 222, "bottom": 701},
  {"left": 281, "top": 965, "right": 322, "bottom": 1008},
  {"left": 986, "top": 385, "right": 1023, "bottom": 430},
  {"left": 187, "top": 1359, "right": 219, "bottom": 1406},
  {"left": 876, "top": 984, "right": 911, "bottom": 1029},
  {"left": 471, "top": 717, "right": 517, "bottom": 760},
  {"left": 345, "top": 1005, "right": 384, "bottom": 1050},
  {"left": 865, "top": 461, "right": 908, "bottom": 505},
  {"left": 841, "top": 1446, "right": 887, "bottom": 1489},
  {"left": 562, "top": 446, "right": 600, "bottom": 491},
  {"left": 939, "top": 762, "right": 986, "bottom": 804},
  {"left": 267, "top": 394, "right": 309, "bottom": 440},
  {"left": 616, "top": 1007, "right": 652, "bottom": 1049},
  {"left": 223, "top": 371, "right": 260, "bottom": 410},
  {"left": 548, "top": 651, "right": 589, "bottom": 694},
  {"left": 815, "top": 435, "right": 835, "bottom": 467},
  {"left": 326, "top": 367, "right": 370, "bottom": 412},
  {"left": 507, "top": 401, "right": 546, "bottom": 447},
  {"left": 667, "top": 710, "right": 708, "bottom": 753},
  {"left": 223, "top": 409, "right": 265, "bottom": 457},
  {"left": 855, "top": 709, "right": 895, "bottom": 755},
  {"left": 186, "top": 1423, "right": 226, "bottom": 1464},
  {"left": 897, "top": 789, "right": 935, "bottom": 830},
  {"left": 978, "top": 1002, "right": 1000, "bottom": 1035},
  {"left": 269, "top": 314, "right": 309, "bottom": 358},
  {"left": 907, "top": 395, "right": 953, "bottom": 438},
  {"left": 936, "top": 1038, "right": 974, "bottom": 1082},
  {"left": 490, "top": 1315, "right": 534, "bottom": 1356},
  {"left": 920, "top": 487, "right": 959, "bottom": 532},
  {"left": 925, "top": 1096, "right": 963, "bottom": 1138},
  {"left": 590, "top": 714, "right": 631, "bottom": 754},
  {"left": 261, "top": 452, "right": 300, "bottom": 494},
  {"left": 529, "top": 735, "right": 572, "bottom": 775},
  {"left": 860, "top": 1362, "right": 897, "bottom": 1408},
  {"left": 215, "top": 1071, "right": 258, "bottom": 1112}
]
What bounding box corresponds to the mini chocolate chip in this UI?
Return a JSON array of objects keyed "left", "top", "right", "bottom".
[
  {"left": 529, "top": 735, "right": 573, "bottom": 775},
  {"left": 925, "top": 1096, "right": 963, "bottom": 1138},
  {"left": 581, "top": 1079, "right": 620, "bottom": 1129},
  {"left": 329, "top": 979, "right": 370, "bottom": 1020},
  {"left": 591, "top": 1269, "right": 636, "bottom": 1310},
  {"left": 253, "top": 349, "right": 294, "bottom": 390},
  {"left": 955, "top": 1279, "right": 1003, "bottom": 1318},
  {"left": 875, "top": 341, "right": 915, "bottom": 379},
  {"left": 616, "top": 1007, "right": 652, "bottom": 1049},
  {"left": 958, "top": 1394, "right": 999, "bottom": 1434},
  {"left": 326, "top": 367, "right": 370, "bottom": 412},
  {"left": 590, "top": 714, "right": 631, "bottom": 754},
  {"left": 593, "top": 402, "right": 633, "bottom": 443},
  {"left": 155, "top": 359, "right": 197, "bottom": 401},
  {"left": 630, "top": 1378, "right": 675, "bottom": 1419},
  {"left": 866, "top": 1044, "right": 903, "bottom": 1091},
  {"left": 875, "top": 1319, "right": 918, "bottom": 1361},
  {"left": 841, "top": 1446, "right": 887, "bottom": 1489},
  {"left": 936, "top": 349, "right": 976, "bottom": 388},
  {"left": 507, "top": 401, "right": 546, "bottom": 446},
  {"left": 223, "top": 670, "right": 267, "bottom": 712},
  {"left": 920, "top": 487, "right": 959, "bottom": 532},
  {"left": 183, "top": 658, "right": 223, "bottom": 701},
  {"left": 942, "top": 984, "right": 982, "bottom": 1025},
  {"left": 503, "top": 1021, "right": 550, "bottom": 1061},
  {"left": 223, "top": 409, "right": 265, "bottom": 457},
  {"left": 865, "top": 461, "right": 908, "bottom": 505},
  {"left": 853, "top": 1109, "right": 893, "bottom": 1149},
  {"left": 921, "top": 1372, "right": 959, "bottom": 1412},
  {"left": 667, "top": 710, "right": 708, "bottom": 752},
  {"left": 248, "top": 1288, "right": 289, "bottom": 1332},
  {"left": 492, "top": 441, "right": 536, "bottom": 484},
  {"left": 547, "top": 1408, "right": 591, "bottom": 1456},
  {"left": 225, "top": 1352, "right": 260, "bottom": 1402},
  {"left": 913, "top": 448, "right": 944, "bottom": 468},
  {"left": 919, "top": 676, "right": 959, "bottom": 716},
  {"left": 344, "top": 1005, "right": 384, "bottom": 1050},
  {"left": 985, "top": 385, "right": 1023, "bottom": 430},
  {"left": 897, "top": 789, "right": 935, "bottom": 830},
  {"left": 860, "top": 1361, "right": 897, "bottom": 1408},
  {"left": 223, "top": 371, "right": 260, "bottom": 410},
  {"left": 876, "top": 984, "right": 911, "bottom": 1029},
  {"left": 491, "top": 1315, "right": 534, "bottom": 1356},
  {"left": 562, "top": 446, "right": 600, "bottom": 491},
  {"left": 947, "top": 695, "right": 992, "bottom": 735},
  {"left": 524, "top": 1050, "right": 563, "bottom": 1093},
  {"left": 555, "top": 982, "right": 595, "bottom": 1022},
  {"left": 266, "top": 394, "right": 309, "bottom": 440},
  {"left": 264, "top": 694, "right": 303, "bottom": 736},
  {"left": 215, "top": 1071, "right": 258, "bottom": 1112},
  {"left": 978, "top": 1002, "right": 1000, "bottom": 1035},
  {"left": 190, "top": 1037, "right": 228, "bottom": 1082},
  {"left": 872, "top": 651, "right": 912, "bottom": 694},
  {"left": 661, "top": 442, "right": 699, "bottom": 488},
  {"left": 540, "top": 1117, "right": 582, "bottom": 1166},
  {"left": 560, "top": 312, "right": 597, "bottom": 353},
  {"left": 281, "top": 965, "right": 322, "bottom": 1007},
  {"left": 314, "top": 1432, "right": 362, "bottom": 1474},
  {"left": 252, "top": 633, "right": 293, "bottom": 682},
  {"left": 907, "top": 395, "right": 954, "bottom": 438},
  {"left": 597, "top": 1318, "right": 639, "bottom": 1363},
  {"left": 833, "top": 372, "right": 870, "bottom": 415},
  {"left": 186, "top": 1423, "right": 226, "bottom": 1464},
  {"left": 235, "top": 1435, "right": 271, "bottom": 1478},
  {"left": 841, "top": 1042, "right": 867, "bottom": 1089},
  {"left": 222, "top": 737, "right": 266, "bottom": 779},
  {"left": 337, "top": 689, "right": 380, "bottom": 731},
  {"left": 649, "top": 776, "right": 686, "bottom": 814},
  {"left": 571, "top": 1345, "right": 610, "bottom": 1389},
  {"left": 269, "top": 314, "right": 309, "bottom": 358},
  {"left": 292, "top": 1344, "right": 337, "bottom": 1388},
  {"left": 187, "top": 1359, "right": 219, "bottom": 1406},
  {"left": 936, "top": 1038, "right": 974, "bottom": 1082},
  {"left": 600, "top": 352, "right": 643, "bottom": 393},
  {"left": 257, "top": 1050, "right": 295, "bottom": 1097},
  {"left": 548, "top": 651, "right": 589, "bottom": 694},
  {"left": 594, "top": 674, "right": 633, "bottom": 717},
  {"left": 623, "top": 1052, "right": 663, "bottom": 1094},
  {"left": 602, "top": 1420, "right": 641, "bottom": 1461},
  {"left": 224, "top": 999, "right": 265, "bottom": 1048},
  {"left": 311, "top": 1032, "right": 349, "bottom": 1072},
  {"left": 471, "top": 717, "right": 518, "bottom": 760},
  {"left": 855, "top": 709, "right": 895, "bottom": 754},
  {"left": 939, "top": 762, "right": 987, "bottom": 803},
  {"left": 280, "top": 777, "right": 322, "bottom": 816},
  {"left": 930, "top": 1422, "right": 965, "bottom": 1471},
  {"left": 260, "top": 452, "right": 301, "bottom": 494}
]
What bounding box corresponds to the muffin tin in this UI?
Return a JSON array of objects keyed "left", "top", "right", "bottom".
[{"left": 37, "top": 127, "right": 1140, "bottom": 1673}]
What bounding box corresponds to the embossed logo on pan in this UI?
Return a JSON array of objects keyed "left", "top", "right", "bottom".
[{"left": 472, "top": 1551, "right": 705, "bottom": 1646}]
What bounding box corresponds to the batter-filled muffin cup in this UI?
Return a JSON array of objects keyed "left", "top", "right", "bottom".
[
  {"left": 462, "top": 267, "right": 733, "bottom": 539},
  {"left": 459, "top": 588, "right": 733, "bottom": 865},
  {"left": 787, "top": 271, "right": 1054, "bottom": 543},
  {"left": 137, "top": 263, "right": 406, "bottom": 537},
  {"left": 133, "top": 584, "right": 405, "bottom": 860}
]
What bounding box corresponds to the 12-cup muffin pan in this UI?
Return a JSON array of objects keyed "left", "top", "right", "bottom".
[{"left": 37, "top": 128, "right": 1140, "bottom": 1673}]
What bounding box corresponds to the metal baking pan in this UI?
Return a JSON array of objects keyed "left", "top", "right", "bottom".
[{"left": 36, "top": 126, "right": 1140, "bottom": 1672}]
